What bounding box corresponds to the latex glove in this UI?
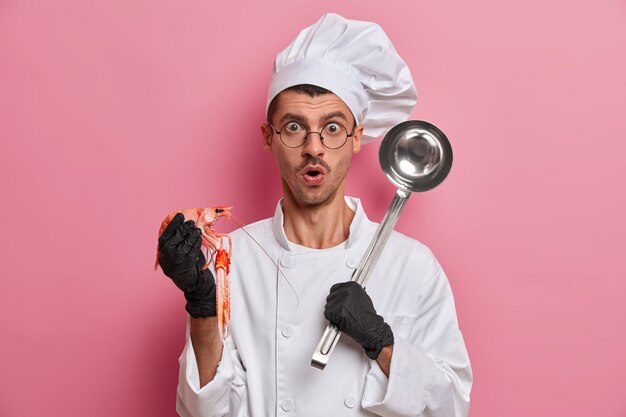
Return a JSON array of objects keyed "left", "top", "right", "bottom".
[
  {"left": 324, "top": 281, "right": 394, "bottom": 360},
  {"left": 158, "top": 212, "right": 216, "bottom": 318}
]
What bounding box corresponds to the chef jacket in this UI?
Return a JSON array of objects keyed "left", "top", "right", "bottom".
[{"left": 176, "top": 197, "right": 472, "bottom": 417}]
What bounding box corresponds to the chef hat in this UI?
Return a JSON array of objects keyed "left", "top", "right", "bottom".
[{"left": 266, "top": 13, "right": 417, "bottom": 144}]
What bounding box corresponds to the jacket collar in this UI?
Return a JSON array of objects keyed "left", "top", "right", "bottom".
[{"left": 272, "top": 196, "right": 371, "bottom": 251}]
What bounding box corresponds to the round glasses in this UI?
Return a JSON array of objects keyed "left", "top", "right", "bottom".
[{"left": 269, "top": 121, "right": 355, "bottom": 149}]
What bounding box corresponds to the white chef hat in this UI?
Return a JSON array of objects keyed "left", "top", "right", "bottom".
[{"left": 266, "top": 13, "right": 417, "bottom": 144}]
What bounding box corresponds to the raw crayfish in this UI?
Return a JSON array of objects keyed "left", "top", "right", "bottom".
[{"left": 155, "top": 207, "right": 233, "bottom": 340}]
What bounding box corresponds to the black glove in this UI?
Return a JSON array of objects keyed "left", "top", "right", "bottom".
[
  {"left": 157, "top": 212, "right": 216, "bottom": 318},
  {"left": 324, "top": 281, "right": 394, "bottom": 360}
]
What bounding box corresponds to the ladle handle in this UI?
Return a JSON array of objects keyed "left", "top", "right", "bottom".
[{"left": 311, "top": 189, "right": 411, "bottom": 370}]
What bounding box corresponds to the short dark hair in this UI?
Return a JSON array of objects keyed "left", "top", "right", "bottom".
[{"left": 266, "top": 84, "right": 332, "bottom": 123}]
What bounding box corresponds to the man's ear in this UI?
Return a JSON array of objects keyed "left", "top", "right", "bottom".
[
  {"left": 352, "top": 124, "right": 364, "bottom": 154},
  {"left": 261, "top": 123, "right": 273, "bottom": 152}
]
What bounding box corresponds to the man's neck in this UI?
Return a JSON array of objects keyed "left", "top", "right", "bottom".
[{"left": 282, "top": 193, "right": 355, "bottom": 249}]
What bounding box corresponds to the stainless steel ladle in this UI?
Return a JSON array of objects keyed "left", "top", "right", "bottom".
[{"left": 311, "top": 120, "right": 454, "bottom": 370}]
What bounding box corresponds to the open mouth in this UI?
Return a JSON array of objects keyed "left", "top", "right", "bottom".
[{"left": 302, "top": 166, "right": 326, "bottom": 185}]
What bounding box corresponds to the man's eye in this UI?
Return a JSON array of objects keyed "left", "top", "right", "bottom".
[
  {"left": 286, "top": 122, "right": 303, "bottom": 132},
  {"left": 325, "top": 123, "right": 341, "bottom": 134}
]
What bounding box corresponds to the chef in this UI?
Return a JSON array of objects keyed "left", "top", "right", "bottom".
[{"left": 158, "top": 13, "right": 472, "bottom": 417}]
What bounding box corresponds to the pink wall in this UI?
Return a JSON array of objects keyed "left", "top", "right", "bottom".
[{"left": 1, "top": 0, "right": 625, "bottom": 416}]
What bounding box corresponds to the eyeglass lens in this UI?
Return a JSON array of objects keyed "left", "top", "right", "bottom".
[{"left": 279, "top": 122, "right": 349, "bottom": 149}]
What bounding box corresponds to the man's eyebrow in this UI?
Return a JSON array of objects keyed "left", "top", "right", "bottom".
[
  {"left": 279, "top": 111, "right": 349, "bottom": 124},
  {"left": 322, "top": 111, "right": 349, "bottom": 122},
  {"left": 279, "top": 113, "right": 307, "bottom": 124}
]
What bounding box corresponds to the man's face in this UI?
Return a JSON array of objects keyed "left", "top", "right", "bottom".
[{"left": 262, "top": 90, "right": 363, "bottom": 207}]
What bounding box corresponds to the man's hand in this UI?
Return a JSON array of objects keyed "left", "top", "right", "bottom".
[
  {"left": 324, "top": 281, "right": 394, "bottom": 360},
  {"left": 158, "top": 212, "right": 216, "bottom": 318}
]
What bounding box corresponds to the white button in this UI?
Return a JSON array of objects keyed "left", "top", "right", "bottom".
[
  {"left": 281, "top": 325, "right": 294, "bottom": 338},
  {"left": 346, "top": 257, "right": 358, "bottom": 268},
  {"left": 280, "top": 257, "right": 293, "bottom": 268},
  {"left": 281, "top": 399, "right": 294, "bottom": 412},
  {"left": 344, "top": 395, "right": 357, "bottom": 408}
]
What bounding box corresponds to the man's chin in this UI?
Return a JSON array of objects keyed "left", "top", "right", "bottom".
[{"left": 294, "top": 187, "right": 334, "bottom": 207}]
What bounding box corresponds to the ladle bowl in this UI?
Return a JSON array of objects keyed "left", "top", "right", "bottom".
[{"left": 379, "top": 120, "right": 453, "bottom": 193}]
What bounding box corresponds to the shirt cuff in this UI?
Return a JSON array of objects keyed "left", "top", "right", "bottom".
[
  {"left": 176, "top": 324, "right": 235, "bottom": 417},
  {"left": 361, "top": 336, "right": 435, "bottom": 416}
]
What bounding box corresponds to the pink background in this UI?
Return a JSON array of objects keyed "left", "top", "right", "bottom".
[{"left": 1, "top": 0, "right": 625, "bottom": 416}]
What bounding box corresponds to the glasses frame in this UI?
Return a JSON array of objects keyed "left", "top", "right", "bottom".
[{"left": 268, "top": 120, "right": 356, "bottom": 150}]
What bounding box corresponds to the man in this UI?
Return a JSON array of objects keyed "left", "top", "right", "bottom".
[{"left": 158, "top": 13, "right": 472, "bottom": 417}]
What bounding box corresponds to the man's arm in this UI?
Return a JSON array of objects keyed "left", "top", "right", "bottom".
[
  {"left": 157, "top": 213, "right": 225, "bottom": 387},
  {"left": 361, "top": 252, "right": 472, "bottom": 417},
  {"left": 189, "top": 317, "right": 223, "bottom": 387},
  {"left": 177, "top": 319, "right": 245, "bottom": 417},
  {"left": 158, "top": 214, "right": 245, "bottom": 416}
]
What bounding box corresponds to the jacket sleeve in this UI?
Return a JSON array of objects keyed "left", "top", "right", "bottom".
[
  {"left": 361, "top": 252, "right": 473, "bottom": 417},
  {"left": 176, "top": 318, "right": 248, "bottom": 417}
]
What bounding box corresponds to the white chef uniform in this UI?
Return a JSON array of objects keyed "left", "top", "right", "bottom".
[{"left": 176, "top": 197, "right": 472, "bottom": 417}]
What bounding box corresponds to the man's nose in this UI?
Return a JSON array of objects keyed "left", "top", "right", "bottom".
[{"left": 301, "top": 132, "right": 326, "bottom": 158}]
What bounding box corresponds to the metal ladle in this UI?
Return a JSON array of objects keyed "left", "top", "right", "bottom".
[{"left": 311, "top": 120, "right": 454, "bottom": 370}]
